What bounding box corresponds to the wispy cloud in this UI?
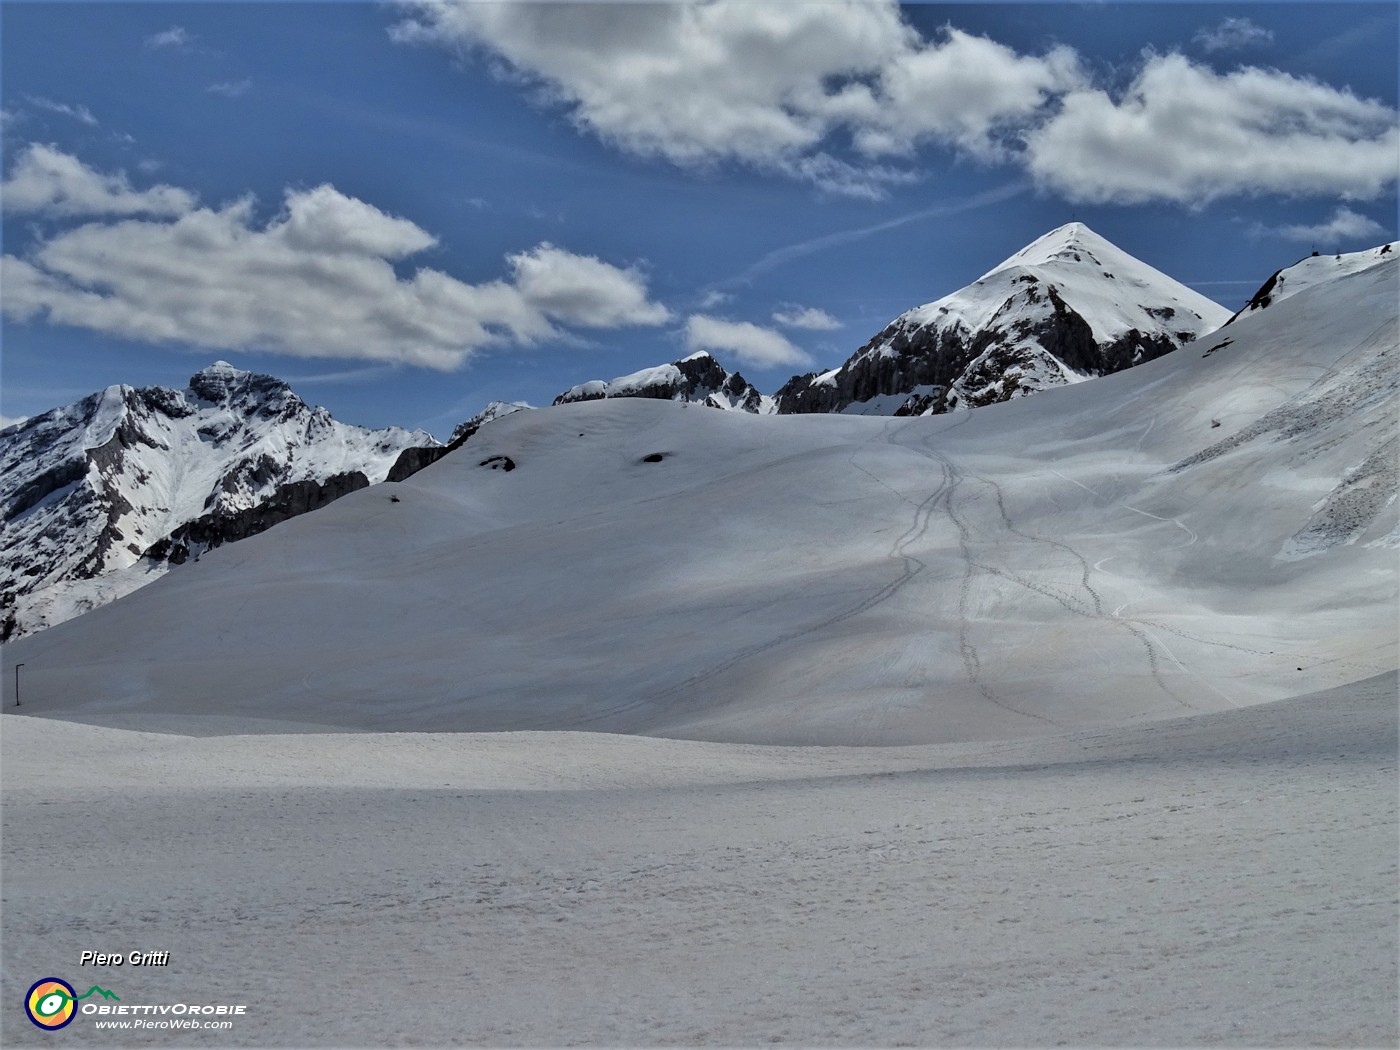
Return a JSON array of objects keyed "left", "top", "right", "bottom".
[
  {"left": 717, "top": 181, "right": 1028, "bottom": 288},
  {"left": 207, "top": 79, "right": 252, "bottom": 99},
  {"left": 684, "top": 315, "right": 810, "bottom": 368},
  {"left": 1253, "top": 206, "right": 1387, "bottom": 245},
  {"left": 772, "top": 304, "right": 841, "bottom": 331},
  {"left": 1194, "top": 17, "right": 1274, "bottom": 54},
  {"left": 145, "top": 26, "right": 191, "bottom": 50},
  {"left": 277, "top": 364, "right": 401, "bottom": 385},
  {"left": 26, "top": 96, "right": 97, "bottom": 126}
]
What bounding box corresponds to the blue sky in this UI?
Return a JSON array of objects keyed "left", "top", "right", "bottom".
[{"left": 3, "top": 2, "right": 1396, "bottom": 438}]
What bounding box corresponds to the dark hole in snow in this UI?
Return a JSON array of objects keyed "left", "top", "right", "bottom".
[
  {"left": 1210, "top": 419, "right": 1221, "bottom": 428},
  {"left": 478, "top": 455, "right": 516, "bottom": 472},
  {"left": 389, "top": 495, "right": 400, "bottom": 503},
  {"left": 641, "top": 453, "right": 665, "bottom": 463}
]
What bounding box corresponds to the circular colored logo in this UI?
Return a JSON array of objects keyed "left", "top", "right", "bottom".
[{"left": 26, "top": 978, "right": 77, "bottom": 1030}]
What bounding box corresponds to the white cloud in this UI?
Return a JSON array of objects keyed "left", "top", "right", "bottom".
[
  {"left": 854, "top": 29, "right": 1082, "bottom": 160},
  {"left": 684, "top": 315, "right": 810, "bottom": 368},
  {"left": 207, "top": 79, "right": 252, "bottom": 99},
  {"left": 392, "top": 2, "right": 1397, "bottom": 206},
  {"left": 1261, "top": 206, "right": 1387, "bottom": 244},
  {"left": 772, "top": 304, "right": 841, "bottom": 331},
  {"left": 1195, "top": 17, "right": 1274, "bottom": 54},
  {"left": 2, "top": 155, "right": 669, "bottom": 370},
  {"left": 0, "top": 414, "right": 29, "bottom": 430},
  {"left": 26, "top": 96, "right": 98, "bottom": 126},
  {"left": 698, "top": 290, "right": 732, "bottom": 309},
  {"left": 145, "top": 26, "right": 191, "bottom": 50},
  {"left": 389, "top": 1, "right": 1077, "bottom": 197},
  {"left": 508, "top": 243, "right": 670, "bottom": 327},
  {"left": 1024, "top": 54, "right": 1400, "bottom": 205},
  {"left": 1, "top": 144, "right": 196, "bottom": 218}
]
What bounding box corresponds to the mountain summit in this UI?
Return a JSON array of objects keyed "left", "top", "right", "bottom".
[
  {"left": 0, "top": 363, "right": 436, "bottom": 639},
  {"left": 776, "top": 223, "right": 1230, "bottom": 416},
  {"left": 555, "top": 351, "right": 775, "bottom": 413}
]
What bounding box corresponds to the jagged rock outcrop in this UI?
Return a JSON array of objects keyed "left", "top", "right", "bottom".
[
  {"left": 555, "top": 352, "right": 775, "bottom": 413},
  {"left": 776, "top": 223, "right": 1230, "bottom": 416}
]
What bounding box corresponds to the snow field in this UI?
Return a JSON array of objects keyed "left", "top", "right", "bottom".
[{"left": 1, "top": 673, "right": 1394, "bottom": 1046}]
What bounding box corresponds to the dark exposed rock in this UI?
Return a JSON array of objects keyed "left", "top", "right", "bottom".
[
  {"left": 386, "top": 444, "right": 451, "bottom": 483},
  {"left": 144, "top": 471, "right": 371, "bottom": 566}
]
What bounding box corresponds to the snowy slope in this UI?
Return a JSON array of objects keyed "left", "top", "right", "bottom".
[
  {"left": 4, "top": 252, "right": 1395, "bottom": 743},
  {"left": 0, "top": 362, "right": 436, "bottom": 638},
  {"left": 1226, "top": 241, "right": 1397, "bottom": 322},
  {"left": 556, "top": 351, "right": 776, "bottom": 413},
  {"left": 777, "top": 223, "right": 1230, "bottom": 415}
]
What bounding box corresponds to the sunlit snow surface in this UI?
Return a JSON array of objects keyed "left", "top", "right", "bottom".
[
  {"left": 7, "top": 252, "right": 1395, "bottom": 741},
  {"left": 1, "top": 251, "right": 1396, "bottom": 1047}
]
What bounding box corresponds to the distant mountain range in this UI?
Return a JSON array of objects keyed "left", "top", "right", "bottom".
[
  {"left": 1, "top": 362, "right": 435, "bottom": 639},
  {"left": 9, "top": 235, "right": 1395, "bottom": 739},
  {"left": 5, "top": 227, "right": 1390, "bottom": 639}
]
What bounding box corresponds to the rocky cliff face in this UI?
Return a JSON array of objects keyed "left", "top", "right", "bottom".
[
  {"left": 1, "top": 362, "right": 436, "bottom": 638},
  {"left": 776, "top": 223, "right": 1230, "bottom": 416},
  {"left": 555, "top": 352, "right": 775, "bottom": 413}
]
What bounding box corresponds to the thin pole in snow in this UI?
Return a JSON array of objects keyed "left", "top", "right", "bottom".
[{"left": 14, "top": 663, "right": 23, "bottom": 707}]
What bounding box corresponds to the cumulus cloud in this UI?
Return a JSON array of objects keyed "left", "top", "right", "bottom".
[
  {"left": 772, "top": 304, "right": 841, "bottom": 331},
  {"left": 145, "top": 26, "right": 191, "bottom": 50},
  {"left": 1024, "top": 54, "right": 1400, "bottom": 205},
  {"left": 26, "top": 96, "right": 98, "bottom": 126},
  {"left": 2, "top": 151, "right": 669, "bottom": 369},
  {"left": 508, "top": 243, "right": 670, "bottom": 327},
  {"left": 1, "top": 144, "right": 196, "bottom": 217},
  {"left": 1261, "top": 206, "right": 1387, "bottom": 244},
  {"left": 0, "top": 414, "right": 29, "bottom": 430},
  {"left": 1195, "top": 17, "right": 1274, "bottom": 54},
  {"left": 684, "top": 315, "right": 810, "bottom": 368},
  {"left": 391, "top": 1, "right": 1397, "bottom": 205},
  {"left": 390, "top": 1, "right": 1078, "bottom": 197},
  {"left": 207, "top": 79, "right": 252, "bottom": 98}
]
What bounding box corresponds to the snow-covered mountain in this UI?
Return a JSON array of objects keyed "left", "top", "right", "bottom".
[
  {"left": 555, "top": 351, "right": 775, "bottom": 413},
  {"left": 776, "top": 223, "right": 1230, "bottom": 416},
  {"left": 9, "top": 243, "right": 1393, "bottom": 742},
  {"left": 0, "top": 362, "right": 437, "bottom": 639}
]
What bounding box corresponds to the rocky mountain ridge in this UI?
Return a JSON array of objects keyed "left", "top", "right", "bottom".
[
  {"left": 1, "top": 362, "right": 437, "bottom": 638},
  {"left": 555, "top": 352, "right": 775, "bottom": 414}
]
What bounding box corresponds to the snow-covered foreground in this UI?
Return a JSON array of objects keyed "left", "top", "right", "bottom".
[{"left": 2, "top": 672, "right": 1395, "bottom": 1046}]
